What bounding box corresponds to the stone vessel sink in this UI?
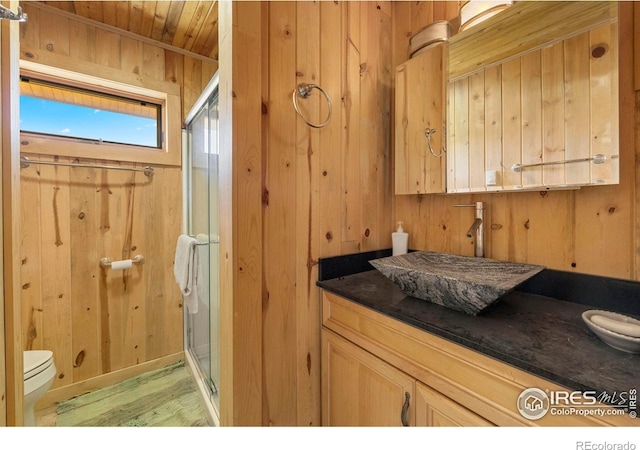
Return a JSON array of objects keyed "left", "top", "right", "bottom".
[{"left": 369, "top": 251, "right": 545, "bottom": 315}]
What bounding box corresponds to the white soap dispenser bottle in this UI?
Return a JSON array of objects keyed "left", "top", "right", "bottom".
[{"left": 392, "top": 221, "right": 408, "bottom": 256}]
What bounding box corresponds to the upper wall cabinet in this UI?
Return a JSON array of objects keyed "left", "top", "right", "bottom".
[
  {"left": 446, "top": 1, "right": 619, "bottom": 193},
  {"left": 395, "top": 43, "right": 446, "bottom": 195}
]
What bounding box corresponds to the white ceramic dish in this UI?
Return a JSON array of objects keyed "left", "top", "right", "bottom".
[{"left": 582, "top": 310, "right": 640, "bottom": 354}]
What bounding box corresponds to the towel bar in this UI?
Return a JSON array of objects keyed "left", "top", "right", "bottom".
[
  {"left": 511, "top": 154, "right": 608, "bottom": 172},
  {"left": 188, "top": 235, "right": 220, "bottom": 246},
  {"left": 21, "top": 155, "right": 155, "bottom": 178},
  {"left": 292, "top": 83, "right": 332, "bottom": 129},
  {"left": 192, "top": 240, "right": 220, "bottom": 246}
]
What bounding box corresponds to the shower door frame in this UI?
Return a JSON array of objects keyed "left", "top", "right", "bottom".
[{"left": 182, "top": 72, "right": 220, "bottom": 422}]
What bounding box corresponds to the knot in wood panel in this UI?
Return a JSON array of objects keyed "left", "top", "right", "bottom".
[
  {"left": 591, "top": 44, "right": 608, "bottom": 59},
  {"left": 74, "top": 350, "right": 86, "bottom": 368}
]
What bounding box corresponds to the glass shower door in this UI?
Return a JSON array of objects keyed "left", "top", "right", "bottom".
[{"left": 185, "top": 79, "right": 220, "bottom": 412}]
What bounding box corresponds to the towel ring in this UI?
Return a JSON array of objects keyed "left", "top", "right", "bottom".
[
  {"left": 292, "top": 83, "right": 332, "bottom": 129},
  {"left": 425, "top": 128, "right": 445, "bottom": 158}
]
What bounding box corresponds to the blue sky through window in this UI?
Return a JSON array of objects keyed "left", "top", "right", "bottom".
[{"left": 20, "top": 96, "right": 159, "bottom": 148}]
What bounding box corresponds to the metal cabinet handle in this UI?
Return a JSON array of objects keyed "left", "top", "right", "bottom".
[
  {"left": 401, "top": 391, "right": 411, "bottom": 426},
  {"left": 425, "top": 129, "right": 445, "bottom": 158}
]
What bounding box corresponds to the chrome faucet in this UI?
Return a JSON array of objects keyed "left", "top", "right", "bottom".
[
  {"left": 454, "top": 202, "right": 484, "bottom": 257},
  {"left": 466, "top": 217, "right": 482, "bottom": 239},
  {"left": 0, "top": 5, "right": 27, "bottom": 22}
]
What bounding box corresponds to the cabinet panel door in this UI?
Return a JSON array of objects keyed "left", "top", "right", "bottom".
[
  {"left": 322, "top": 330, "right": 415, "bottom": 426},
  {"left": 395, "top": 44, "right": 446, "bottom": 195},
  {"left": 447, "top": 20, "right": 618, "bottom": 192},
  {"left": 415, "top": 381, "right": 494, "bottom": 427}
]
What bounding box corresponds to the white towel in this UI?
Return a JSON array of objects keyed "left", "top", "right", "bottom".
[{"left": 174, "top": 234, "right": 199, "bottom": 314}]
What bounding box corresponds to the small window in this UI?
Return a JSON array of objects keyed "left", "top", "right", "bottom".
[{"left": 20, "top": 76, "right": 162, "bottom": 149}]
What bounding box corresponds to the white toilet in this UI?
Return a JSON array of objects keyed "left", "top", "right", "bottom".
[{"left": 23, "top": 350, "right": 56, "bottom": 426}]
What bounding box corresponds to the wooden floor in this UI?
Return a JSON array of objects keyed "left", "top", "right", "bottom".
[{"left": 36, "top": 361, "right": 211, "bottom": 427}]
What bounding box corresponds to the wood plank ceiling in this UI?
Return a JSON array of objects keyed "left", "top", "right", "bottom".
[{"left": 41, "top": 1, "right": 219, "bottom": 60}]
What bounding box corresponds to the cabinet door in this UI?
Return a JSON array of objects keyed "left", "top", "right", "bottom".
[
  {"left": 322, "top": 330, "right": 415, "bottom": 426},
  {"left": 415, "top": 381, "right": 494, "bottom": 427},
  {"left": 447, "top": 19, "right": 618, "bottom": 193},
  {"left": 395, "top": 44, "right": 446, "bottom": 195}
]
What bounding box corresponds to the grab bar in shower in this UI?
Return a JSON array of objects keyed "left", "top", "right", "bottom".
[{"left": 20, "top": 155, "right": 155, "bottom": 178}]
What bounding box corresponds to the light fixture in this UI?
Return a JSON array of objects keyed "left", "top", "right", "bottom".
[{"left": 459, "top": 0, "right": 512, "bottom": 32}]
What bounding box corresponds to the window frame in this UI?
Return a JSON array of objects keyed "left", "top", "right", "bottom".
[
  {"left": 19, "top": 60, "right": 181, "bottom": 167},
  {"left": 20, "top": 75, "right": 164, "bottom": 149}
]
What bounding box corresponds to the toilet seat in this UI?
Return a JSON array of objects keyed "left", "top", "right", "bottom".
[
  {"left": 23, "top": 350, "right": 56, "bottom": 426},
  {"left": 24, "top": 350, "right": 54, "bottom": 381}
]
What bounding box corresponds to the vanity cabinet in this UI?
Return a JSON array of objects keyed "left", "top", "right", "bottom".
[
  {"left": 322, "top": 292, "right": 497, "bottom": 427},
  {"left": 415, "top": 382, "right": 493, "bottom": 427},
  {"left": 321, "top": 290, "right": 635, "bottom": 427},
  {"left": 446, "top": 1, "right": 619, "bottom": 193},
  {"left": 322, "top": 327, "right": 493, "bottom": 427},
  {"left": 395, "top": 43, "right": 446, "bottom": 195},
  {"left": 322, "top": 330, "right": 415, "bottom": 426}
]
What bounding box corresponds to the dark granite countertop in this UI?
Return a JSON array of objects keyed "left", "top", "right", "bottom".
[{"left": 318, "top": 264, "right": 640, "bottom": 402}]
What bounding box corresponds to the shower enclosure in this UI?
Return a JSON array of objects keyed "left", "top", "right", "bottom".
[{"left": 183, "top": 73, "right": 220, "bottom": 419}]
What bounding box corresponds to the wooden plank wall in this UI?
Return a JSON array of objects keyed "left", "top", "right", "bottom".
[
  {"left": 217, "top": 0, "right": 264, "bottom": 426},
  {"left": 17, "top": 3, "right": 217, "bottom": 393},
  {"left": 0, "top": 6, "right": 5, "bottom": 425},
  {"left": 394, "top": 1, "right": 636, "bottom": 280},
  {"left": 13, "top": 0, "right": 636, "bottom": 427},
  {"left": 258, "top": 0, "right": 467, "bottom": 427},
  {"left": 259, "top": 0, "right": 636, "bottom": 425},
  {"left": 256, "top": 0, "right": 636, "bottom": 426},
  {"left": 261, "top": 1, "right": 396, "bottom": 425},
  {"left": 1, "top": 0, "right": 23, "bottom": 425}
]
